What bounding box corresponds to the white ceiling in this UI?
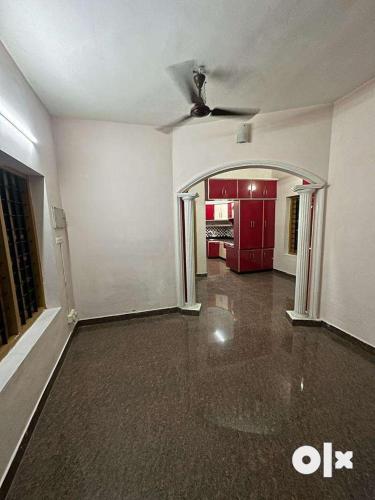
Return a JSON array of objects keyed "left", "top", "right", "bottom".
[{"left": 1, "top": 0, "right": 375, "bottom": 126}]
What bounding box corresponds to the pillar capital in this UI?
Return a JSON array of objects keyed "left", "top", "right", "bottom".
[
  {"left": 292, "top": 183, "right": 324, "bottom": 194},
  {"left": 177, "top": 192, "right": 199, "bottom": 201}
]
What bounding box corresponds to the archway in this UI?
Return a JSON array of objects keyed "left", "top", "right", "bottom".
[{"left": 176, "top": 160, "right": 326, "bottom": 324}]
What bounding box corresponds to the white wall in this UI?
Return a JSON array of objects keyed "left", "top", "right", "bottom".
[
  {"left": 172, "top": 104, "right": 332, "bottom": 191},
  {"left": 2, "top": 33, "right": 373, "bottom": 486},
  {"left": 53, "top": 118, "right": 177, "bottom": 319},
  {"left": 321, "top": 79, "right": 375, "bottom": 346},
  {"left": 274, "top": 175, "right": 303, "bottom": 275},
  {"left": 0, "top": 42, "right": 73, "bottom": 481}
]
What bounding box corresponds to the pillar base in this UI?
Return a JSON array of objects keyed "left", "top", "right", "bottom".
[
  {"left": 286, "top": 310, "right": 322, "bottom": 326},
  {"left": 180, "top": 303, "right": 202, "bottom": 316}
]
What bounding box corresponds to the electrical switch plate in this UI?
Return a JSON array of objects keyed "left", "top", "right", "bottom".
[{"left": 52, "top": 206, "right": 67, "bottom": 229}]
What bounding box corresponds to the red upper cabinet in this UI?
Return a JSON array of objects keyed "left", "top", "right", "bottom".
[
  {"left": 224, "top": 180, "right": 238, "bottom": 198},
  {"left": 264, "top": 180, "right": 277, "bottom": 198},
  {"left": 251, "top": 180, "right": 277, "bottom": 199},
  {"left": 207, "top": 179, "right": 237, "bottom": 199},
  {"left": 205, "top": 204, "right": 214, "bottom": 220},
  {"left": 207, "top": 178, "right": 276, "bottom": 199},
  {"left": 239, "top": 200, "right": 263, "bottom": 249},
  {"left": 263, "top": 200, "right": 275, "bottom": 248},
  {"left": 249, "top": 179, "right": 265, "bottom": 199},
  {"left": 237, "top": 179, "right": 253, "bottom": 199}
]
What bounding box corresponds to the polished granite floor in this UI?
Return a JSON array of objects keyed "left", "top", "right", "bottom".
[{"left": 6, "top": 260, "right": 375, "bottom": 499}]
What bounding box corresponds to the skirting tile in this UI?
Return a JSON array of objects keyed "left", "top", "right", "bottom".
[{"left": 77, "top": 307, "right": 179, "bottom": 327}]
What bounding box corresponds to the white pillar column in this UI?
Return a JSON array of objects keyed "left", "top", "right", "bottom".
[
  {"left": 178, "top": 192, "right": 201, "bottom": 314},
  {"left": 308, "top": 187, "right": 326, "bottom": 319},
  {"left": 287, "top": 183, "right": 323, "bottom": 322}
]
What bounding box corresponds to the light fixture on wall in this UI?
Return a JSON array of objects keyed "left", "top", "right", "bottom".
[
  {"left": 0, "top": 102, "right": 38, "bottom": 144},
  {"left": 236, "top": 123, "right": 252, "bottom": 143}
]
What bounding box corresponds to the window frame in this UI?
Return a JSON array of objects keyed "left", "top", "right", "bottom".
[
  {"left": 0, "top": 165, "right": 45, "bottom": 358},
  {"left": 288, "top": 195, "right": 299, "bottom": 255}
]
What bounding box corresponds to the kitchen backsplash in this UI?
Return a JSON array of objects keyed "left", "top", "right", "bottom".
[{"left": 206, "top": 225, "right": 234, "bottom": 239}]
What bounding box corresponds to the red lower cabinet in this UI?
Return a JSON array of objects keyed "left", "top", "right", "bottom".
[
  {"left": 227, "top": 248, "right": 273, "bottom": 272},
  {"left": 262, "top": 249, "right": 274, "bottom": 270},
  {"left": 239, "top": 249, "right": 262, "bottom": 271},
  {"left": 207, "top": 241, "right": 220, "bottom": 258},
  {"left": 225, "top": 244, "right": 238, "bottom": 270}
]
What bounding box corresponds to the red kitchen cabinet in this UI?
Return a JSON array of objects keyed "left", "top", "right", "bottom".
[
  {"left": 262, "top": 249, "right": 274, "bottom": 270},
  {"left": 237, "top": 179, "right": 253, "bottom": 199},
  {"left": 207, "top": 241, "right": 220, "bottom": 258},
  {"left": 233, "top": 201, "right": 240, "bottom": 247},
  {"left": 251, "top": 180, "right": 277, "bottom": 199},
  {"left": 239, "top": 200, "right": 263, "bottom": 249},
  {"left": 250, "top": 179, "right": 265, "bottom": 198},
  {"left": 240, "top": 250, "right": 262, "bottom": 271},
  {"left": 228, "top": 202, "right": 234, "bottom": 219},
  {"left": 207, "top": 179, "right": 237, "bottom": 199},
  {"left": 225, "top": 244, "right": 238, "bottom": 271},
  {"left": 263, "top": 180, "right": 277, "bottom": 198},
  {"left": 206, "top": 178, "right": 276, "bottom": 199},
  {"left": 205, "top": 204, "right": 214, "bottom": 220},
  {"left": 263, "top": 200, "right": 275, "bottom": 248},
  {"left": 228, "top": 198, "right": 276, "bottom": 273},
  {"left": 207, "top": 179, "right": 224, "bottom": 199}
]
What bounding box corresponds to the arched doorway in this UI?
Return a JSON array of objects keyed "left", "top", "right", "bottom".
[{"left": 176, "top": 160, "right": 326, "bottom": 324}]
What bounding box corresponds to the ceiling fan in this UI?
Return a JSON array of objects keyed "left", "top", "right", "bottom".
[{"left": 157, "top": 60, "right": 260, "bottom": 133}]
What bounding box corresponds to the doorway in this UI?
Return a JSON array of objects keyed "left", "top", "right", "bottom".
[{"left": 176, "top": 161, "right": 326, "bottom": 324}]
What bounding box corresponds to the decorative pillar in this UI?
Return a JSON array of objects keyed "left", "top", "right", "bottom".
[
  {"left": 287, "top": 183, "right": 323, "bottom": 322},
  {"left": 178, "top": 192, "right": 201, "bottom": 314},
  {"left": 308, "top": 187, "right": 326, "bottom": 319}
]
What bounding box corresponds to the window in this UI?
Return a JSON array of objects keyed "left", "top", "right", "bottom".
[
  {"left": 0, "top": 167, "right": 44, "bottom": 355},
  {"left": 288, "top": 195, "right": 299, "bottom": 255}
]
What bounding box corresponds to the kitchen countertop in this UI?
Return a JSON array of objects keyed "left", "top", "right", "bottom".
[{"left": 207, "top": 238, "right": 234, "bottom": 243}]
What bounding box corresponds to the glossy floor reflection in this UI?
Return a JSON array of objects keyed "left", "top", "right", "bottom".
[{"left": 7, "top": 260, "right": 375, "bottom": 499}]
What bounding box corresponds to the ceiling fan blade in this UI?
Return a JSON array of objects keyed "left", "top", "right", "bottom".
[
  {"left": 166, "top": 60, "right": 202, "bottom": 105},
  {"left": 157, "top": 115, "right": 193, "bottom": 133},
  {"left": 210, "top": 107, "right": 260, "bottom": 118}
]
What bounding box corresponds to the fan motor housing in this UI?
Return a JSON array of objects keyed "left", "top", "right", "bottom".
[{"left": 191, "top": 104, "right": 210, "bottom": 118}]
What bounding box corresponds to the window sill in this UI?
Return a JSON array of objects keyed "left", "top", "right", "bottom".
[{"left": 0, "top": 307, "right": 61, "bottom": 392}]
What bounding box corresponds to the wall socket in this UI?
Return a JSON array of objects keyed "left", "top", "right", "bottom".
[{"left": 67, "top": 309, "right": 78, "bottom": 324}]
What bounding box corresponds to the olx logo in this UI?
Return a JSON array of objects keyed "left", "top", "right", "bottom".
[{"left": 292, "top": 443, "right": 353, "bottom": 477}]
